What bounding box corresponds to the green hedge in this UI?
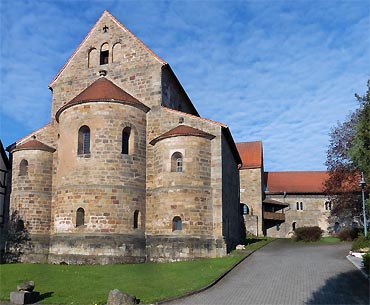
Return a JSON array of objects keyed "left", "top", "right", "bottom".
[
  {"left": 352, "top": 233, "right": 370, "bottom": 252},
  {"left": 362, "top": 252, "right": 370, "bottom": 273}
]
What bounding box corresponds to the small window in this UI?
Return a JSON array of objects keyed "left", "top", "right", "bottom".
[
  {"left": 133, "top": 210, "right": 141, "bottom": 229},
  {"left": 172, "top": 216, "right": 182, "bottom": 231},
  {"left": 19, "top": 159, "right": 28, "bottom": 176},
  {"left": 171, "top": 152, "right": 183, "bottom": 172},
  {"left": 241, "top": 204, "right": 249, "bottom": 215},
  {"left": 122, "top": 127, "right": 131, "bottom": 154},
  {"left": 100, "top": 43, "right": 109, "bottom": 65},
  {"left": 296, "top": 202, "right": 303, "bottom": 210},
  {"left": 78, "top": 125, "right": 90, "bottom": 155},
  {"left": 292, "top": 221, "right": 296, "bottom": 231},
  {"left": 76, "top": 208, "right": 85, "bottom": 227},
  {"left": 300, "top": 202, "right": 303, "bottom": 210},
  {"left": 325, "top": 202, "right": 332, "bottom": 211},
  {"left": 334, "top": 222, "right": 340, "bottom": 233}
]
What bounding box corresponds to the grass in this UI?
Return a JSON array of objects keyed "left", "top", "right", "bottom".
[
  {"left": 320, "top": 236, "right": 341, "bottom": 243},
  {"left": 0, "top": 238, "right": 271, "bottom": 305}
]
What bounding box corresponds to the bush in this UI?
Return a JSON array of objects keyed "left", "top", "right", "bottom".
[
  {"left": 295, "top": 226, "right": 323, "bottom": 242},
  {"left": 352, "top": 233, "right": 370, "bottom": 252},
  {"left": 363, "top": 252, "right": 370, "bottom": 273},
  {"left": 338, "top": 228, "right": 360, "bottom": 241}
]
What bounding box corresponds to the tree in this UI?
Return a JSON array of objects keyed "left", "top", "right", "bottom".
[
  {"left": 1, "top": 210, "right": 33, "bottom": 263},
  {"left": 325, "top": 80, "right": 370, "bottom": 226}
]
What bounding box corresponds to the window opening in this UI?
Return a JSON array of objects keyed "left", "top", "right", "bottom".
[
  {"left": 172, "top": 216, "right": 182, "bottom": 231},
  {"left": 292, "top": 222, "right": 296, "bottom": 231},
  {"left": 76, "top": 208, "right": 85, "bottom": 227},
  {"left": 19, "top": 159, "right": 28, "bottom": 176},
  {"left": 171, "top": 152, "right": 183, "bottom": 172},
  {"left": 122, "top": 127, "right": 131, "bottom": 154},
  {"left": 133, "top": 210, "right": 141, "bottom": 229},
  {"left": 100, "top": 43, "right": 109, "bottom": 65},
  {"left": 78, "top": 126, "right": 90, "bottom": 155}
]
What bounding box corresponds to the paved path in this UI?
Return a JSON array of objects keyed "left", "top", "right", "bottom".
[{"left": 163, "top": 240, "right": 369, "bottom": 305}]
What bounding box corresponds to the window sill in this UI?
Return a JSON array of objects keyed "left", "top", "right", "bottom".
[{"left": 77, "top": 154, "right": 91, "bottom": 158}]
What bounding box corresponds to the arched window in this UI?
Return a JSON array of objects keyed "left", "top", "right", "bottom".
[
  {"left": 19, "top": 159, "right": 28, "bottom": 176},
  {"left": 122, "top": 127, "right": 131, "bottom": 154},
  {"left": 88, "top": 48, "right": 98, "bottom": 67},
  {"left": 172, "top": 216, "right": 182, "bottom": 231},
  {"left": 171, "top": 152, "right": 183, "bottom": 172},
  {"left": 78, "top": 125, "right": 90, "bottom": 155},
  {"left": 325, "top": 202, "right": 332, "bottom": 211},
  {"left": 76, "top": 208, "right": 85, "bottom": 227},
  {"left": 133, "top": 210, "right": 141, "bottom": 229},
  {"left": 241, "top": 204, "right": 249, "bottom": 215},
  {"left": 292, "top": 222, "right": 296, "bottom": 231},
  {"left": 100, "top": 43, "right": 109, "bottom": 65},
  {"left": 334, "top": 222, "right": 340, "bottom": 233}
]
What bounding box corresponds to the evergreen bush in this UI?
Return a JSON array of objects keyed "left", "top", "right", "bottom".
[{"left": 351, "top": 233, "right": 370, "bottom": 252}]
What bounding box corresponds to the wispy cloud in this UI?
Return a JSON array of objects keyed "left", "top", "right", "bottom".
[{"left": 0, "top": 0, "right": 368, "bottom": 171}]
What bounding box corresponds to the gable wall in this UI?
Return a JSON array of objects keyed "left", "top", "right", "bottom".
[{"left": 50, "top": 13, "right": 164, "bottom": 120}]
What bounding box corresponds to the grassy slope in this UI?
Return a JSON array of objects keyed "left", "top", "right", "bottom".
[{"left": 0, "top": 238, "right": 271, "bottom": 305}]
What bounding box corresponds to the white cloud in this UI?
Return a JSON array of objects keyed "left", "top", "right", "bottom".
[{"left": 0, "top": 0, "right": 368, "bottom": 171}]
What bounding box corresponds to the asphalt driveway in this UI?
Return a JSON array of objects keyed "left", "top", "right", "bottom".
[{"left": 162, "top": 239, "right": 369, "bottom": 305}]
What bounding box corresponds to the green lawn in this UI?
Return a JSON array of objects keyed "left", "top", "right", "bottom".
[
  {"left": 320, "top": 236, "right": 341, "bottom": 243},
  {"left": 0, "top": 238, "right": 271, "bottom": 305}
]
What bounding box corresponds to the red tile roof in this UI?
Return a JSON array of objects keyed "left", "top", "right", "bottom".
[
  {"left": 11, "top": 139, "right": 56, "bottom": 153},
  {"left": 265, "top": 171, "right": 329, "bottom": 194},
  {"left": 49, "top": 10, "right": 166, "bottom": 87},
  {"left": 150, "top": 125, "right": 215, "bottom": 145},
  {"left": 236, "top": 141, "right": 263, "bottom": 169},
  {"left": 56, "top": 77, "right": 149, "bottom": 122}
]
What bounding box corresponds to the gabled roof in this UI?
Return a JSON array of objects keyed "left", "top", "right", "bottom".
[
  {"left": 56, "top": 77, "right": 150, "bottom": 122},
  {"left": 236, "top": 141, "right": 263, "bottom": 169},
  {"left": 150, "top": 125, "right": 215, "bottom": 145},
  {"left": 265, "top": 171, "right": 329, "bottom": 194},
  {"left": 10, "top": 139, "right": 56, "bottom": 153},
  {"left": 49, "top": 10, "right": 166, "bottom": 87}
]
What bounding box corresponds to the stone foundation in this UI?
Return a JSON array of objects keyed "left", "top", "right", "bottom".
[
  {"left": 146, "top": 235, "right": 226, "bottom": 262},
  {"left": 48, "top": 233, "right": 146, "bottom": 264}
]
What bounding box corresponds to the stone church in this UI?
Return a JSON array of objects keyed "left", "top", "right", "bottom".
[
  {"left": 7, "top": 10, "right": 244, "bottom": 264},
  {"left": 6, "top": 11, "right": 332, "bottom": 264}
]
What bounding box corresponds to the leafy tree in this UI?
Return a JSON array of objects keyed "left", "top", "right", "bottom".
[
  {"left": 2, "top": 210, "right": 33, "bottom": 263},
  {"left": 325, "top": 80, "right": 370, "bottom": 226}
]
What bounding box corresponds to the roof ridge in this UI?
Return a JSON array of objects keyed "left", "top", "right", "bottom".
[
  {"left": 49, "top": 10, "right": 167, "bottom": 87},
  {"left": 162, "top": 106, "right": 227, "bottom": 128}
]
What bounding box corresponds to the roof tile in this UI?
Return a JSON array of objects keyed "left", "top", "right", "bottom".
[
  {"left": 265, "top": 171, "right": 329, "bottom": 193},
  {"left": 236, "top": 141, "right": 263, "bottom": 169}
]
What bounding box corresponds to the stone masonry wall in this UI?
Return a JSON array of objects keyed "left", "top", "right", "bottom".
[
  {"left": 50, "top": 13, "right": 163, "bottom": 120},
  {"left": 239, "top": 168, "right": 263, "bottom": 236},
  {"left": 10, "top": 150, "right": 53, "bottom": 235},
  {"left": 265, "top": 194, "right": 330, "bottom": 238},
  {"left": 221, "top": 135, "right": 242, "bottom": 252}
]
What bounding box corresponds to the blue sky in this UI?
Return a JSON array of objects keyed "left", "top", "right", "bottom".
[{"left": 0, "top": 0, "right": 369, "bottom": 171}]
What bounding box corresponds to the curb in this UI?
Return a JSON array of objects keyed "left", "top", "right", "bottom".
[
  {"left": 346, "top": 255, "right": 369, "bottom": 280},
  {"left": 157, "top": 239, "right": 274, "bottom": 304}
]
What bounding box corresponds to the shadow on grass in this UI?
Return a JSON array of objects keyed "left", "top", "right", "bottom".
[
  {"left": 306, "top": 270, "right": 369, "bottom": 304},
  {"left": 39, "top": 292, "right": 54, "bottom": 301}
]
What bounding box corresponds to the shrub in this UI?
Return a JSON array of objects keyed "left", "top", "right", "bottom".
[
  {"left": 295, "top": 226, "right": 323, "bottom": 242},
  {"left": 363, "top": 252, "right": 370, "bottom": 273},
  {"left": 352, "top": 233, "right": 370, "bottom": 252},
  {"left": 338, "top": 229, "right": 352, "bottom": 241},
  {"left": 338, "top": 228, "right": 360, "bottom": 241}
]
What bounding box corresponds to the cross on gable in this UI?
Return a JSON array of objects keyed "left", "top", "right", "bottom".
[{"left": 103, "top": 25, "right": 109, "bottom": 33}]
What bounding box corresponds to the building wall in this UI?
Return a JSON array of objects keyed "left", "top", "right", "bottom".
[
  {"left": 221, "top": 135, "right": 243, "bottom": 252},
  {"left": 265, "top": 194, "right": 330, "bottom": 238},
  {"left": 50, "top": 13, "right": 163, "bottom": 120},
  {"left": 49, "top": 102, "right": 147, "bottom": 263},
  {"left": 239, "top": 168, "right": 263, "bottom": 236},
  {"left": 10, "top": 149, "right": 53, "bottom": 262}
]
